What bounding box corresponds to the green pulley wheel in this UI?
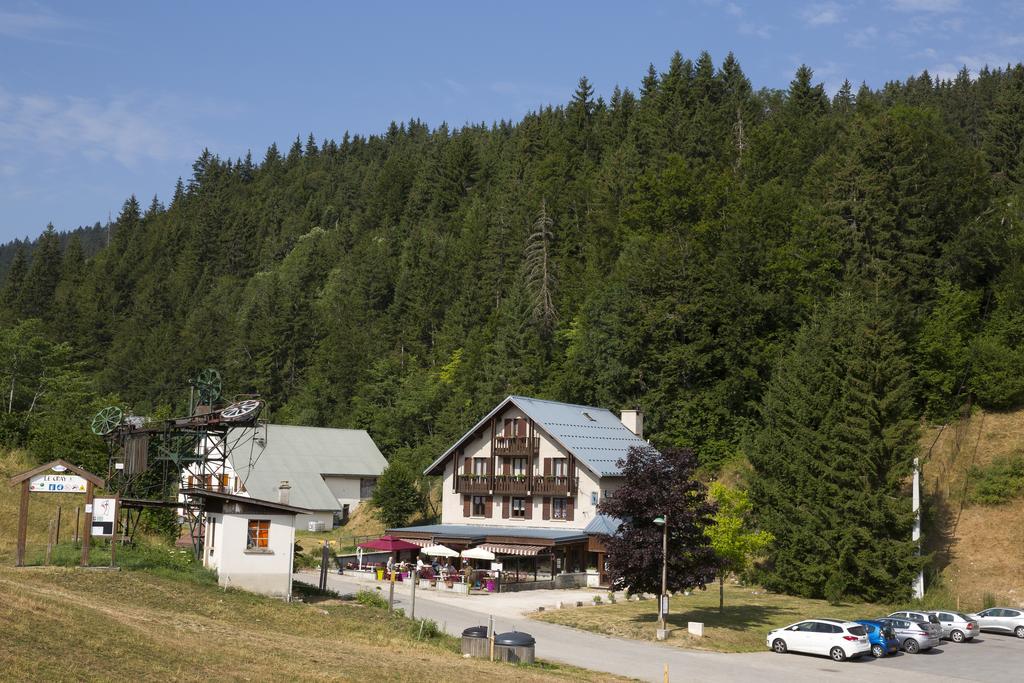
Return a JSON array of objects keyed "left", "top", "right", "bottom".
[{"left": 91, "top": 406, "right": 124, "bottom": 435}]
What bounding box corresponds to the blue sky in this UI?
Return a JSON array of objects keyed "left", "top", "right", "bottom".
[{"left": 1, "top": 0, "right": 1021, "bottom": 243}]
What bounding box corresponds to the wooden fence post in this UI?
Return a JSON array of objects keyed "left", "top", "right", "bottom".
[{"left": 16, "top": 480, "right": 29, "bottom": 567}]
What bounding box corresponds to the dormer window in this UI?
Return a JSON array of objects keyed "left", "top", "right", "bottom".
[{"left": 581, "top": 411, "right": 596, "bottom": 422}]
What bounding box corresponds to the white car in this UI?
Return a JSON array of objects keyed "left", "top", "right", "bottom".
[
  {"left": 767, "top": 618, "right": 871, "bottom": 662},
  {"left": 970, "top": 607, "right": 1024, "bottom": 638}
]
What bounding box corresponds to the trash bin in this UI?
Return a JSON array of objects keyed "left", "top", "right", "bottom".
[
  {"left": 375, "top": 568, "right": 384, "bottom": 580},
  {"left": 461, "top": 625, "right": 490, "bottom": 658},
  {"left": 494, "top": 630, "right": 535, "bottom": 664}
]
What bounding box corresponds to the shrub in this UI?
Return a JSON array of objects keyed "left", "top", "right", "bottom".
[
  {"left": 355, "top": 589, "right": 388, "bottom": 609},
  {"left": 412, "top": 618, "right": 442, "bottom": 639},
  {"left": 982, "top": 592, "right": 998, "bottom": 609},
  {"left": 968, "top": 455, "right": 1024, "bottom": 505}
]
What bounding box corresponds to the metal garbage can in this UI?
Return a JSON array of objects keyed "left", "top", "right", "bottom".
[
  {"left": 494, "top": 630, "right": 535, "bottom": 664},
  {"left": 461, "top": 625, "right": 490, "bottom": 657}
]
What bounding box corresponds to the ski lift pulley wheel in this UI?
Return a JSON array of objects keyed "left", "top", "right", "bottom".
[
  {"left": 91, "top": 406, "right": 124, "bottom": 435},
  {"left": 195, "top": 368, "right": 222, "bottom": 404},
  {"left": 220, "top": 399, "right": 261, "bottom": 421}
]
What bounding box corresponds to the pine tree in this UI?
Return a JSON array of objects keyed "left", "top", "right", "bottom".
[
  {"left": 18, "top": 224, "right": 63, "bottom": 319},
  {"left": 524, "top": 200, "right": 558, "bottom": 335}
]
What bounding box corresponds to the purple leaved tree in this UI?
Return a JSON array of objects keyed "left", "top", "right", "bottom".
[{"left": 598, "top": 445, "right": 718, "bottom": 595}]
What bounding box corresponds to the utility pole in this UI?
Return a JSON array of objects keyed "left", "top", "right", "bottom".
[{"left": 912, "top": 457, "right": 925, "bottom": 599}]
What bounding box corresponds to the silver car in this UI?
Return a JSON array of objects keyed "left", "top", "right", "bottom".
[
  {"left": 927, "top": 610, "right": 979, "bottom": 642},
  {"left": 877, "top": 616, "right": 941, "bottom": 654},
  {"left": 887, "top": 610, "right": 944, "bottom": 641},
  {"left": 971, "top": 607, "right": 1024, "bottom": 638}
]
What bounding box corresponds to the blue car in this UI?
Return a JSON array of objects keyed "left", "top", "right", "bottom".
[{"left": 855, "top": 620, "right": 899, "bottom": 658}]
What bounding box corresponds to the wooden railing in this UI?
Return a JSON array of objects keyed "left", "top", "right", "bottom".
[
  {"left": 532, "top": 476, "right": 578, "bottom": 496},
  {"left": 455, "top": 475, "right": 491, "bottom": 494},
  {"left": 492, "top": 435, "right": 540, "bottom": 456},
  {"left": 492, "top": 475, "right": 530, "bottom": 494}
]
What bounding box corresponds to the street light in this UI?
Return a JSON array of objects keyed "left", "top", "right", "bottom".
[{"left": 653, "top": 514, "right": 668, "bottom": 640}]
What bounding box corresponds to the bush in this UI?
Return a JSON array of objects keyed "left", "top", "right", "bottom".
[
  {"left": 968, "top": 455, "right": 1024, "bottom": 505},
  {"left": 412, "top": 618, "right": 442, "bottom": 640},
  {"left": 983, "top": 592, "right": 998, "bottom": 609},
  {"left": 355, "top": 589, "right": 388, "bottom": 609}
]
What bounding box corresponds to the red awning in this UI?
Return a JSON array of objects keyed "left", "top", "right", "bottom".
[
  {"left": 357, "top": 535, "right": 422, "bottom": 552},
  {"left": 478, "top": 543, "right": 547, "bottom": 556},
  {"left": 399, "top": 537, "right": 431, "bottom": 547}
]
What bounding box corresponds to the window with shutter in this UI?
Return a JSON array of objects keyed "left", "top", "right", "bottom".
[
  {"left": 246, "top": 520, "right": 270, "bottom": 549},
  {"left": 543, "top": 497, "right": 551, "bottom": 520},
  {"left": 463, "top": 495, "right": 471, "bottom": 517}
]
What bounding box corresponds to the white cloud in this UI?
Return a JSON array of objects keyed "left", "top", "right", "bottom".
[
  {"left": 890, "top": 0, "right": 961, "bottom": 12},
  {"left": 0, "top": 87, "right": 209, "bottom": 167},
  {"left": 930, "top": 54, "right": 1017, "bottom": 81},
  {"left": 725, "top": 2, "right": 744, "bottom": 17},
  {"left": 847, "top": 25, "right": 879, "bottom": 47},
  {"left": 801, "top": 2, "right": 843, "bottom": 26},
  {"left": 738, "top": 22, "right": 773, "bottom": 39}
]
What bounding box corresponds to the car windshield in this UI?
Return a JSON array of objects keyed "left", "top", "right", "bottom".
[{"left": 847, "top": 626, "right": 866, "bottom": 636}]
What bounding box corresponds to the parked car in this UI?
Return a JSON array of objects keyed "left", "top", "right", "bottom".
[
  {"left": 855, "top": 619, "right": 899, "bottom": 658},
  {"left": 927, "top": 610, "right": 979, "bottom": 642},
  {"left": 969, "top": 608, "right": 1024, "bottom": 638},
  {"left": 877, "top": 616, "right": 941, "bottom": 654},
  {"left": 887, "top": 610, "right": 944, "bottom": 641},
  {"left": 766, "top": 619, "right": 871, "bottom": 662}
]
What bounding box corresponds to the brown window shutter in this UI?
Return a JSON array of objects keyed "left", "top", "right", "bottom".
[
  {"left": 485, "top": 496, "right": 493, "bottom": 517},
  {"left": 463, "top": 457, "right": 471, "bottom": 474},
  {"left": 567, "top": 497, "right": 575, "bottom": 522},
  {"left": 503, "top": 460, "right": 510, "bottom": 475},
  {"left": 543, "top": 459, "right": 551, "bottom": 476},
  {"left": 525, "top": 497, "right": 533, "bottom": 520},
  {"left": 543, "top": 497, "right": 550, "bottom": 520},
  {"left": 463, "top": 494, "right": 471, "bottom": 517},
  {"left": 502, "top": 496, "right": 510, "bottom": 519},
  {"left": 503, "top": 418, "right": 513, "bottom": 437},
  {"left": 517, "top": 418, "right": 527, "bottom": 436},
  {"left": 188, "top": 475, "right": 194, "bottom": 488}
]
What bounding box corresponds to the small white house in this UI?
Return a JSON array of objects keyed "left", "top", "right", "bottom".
[{"left": 186, "top": 487, "right": 311, "bottom": 599}]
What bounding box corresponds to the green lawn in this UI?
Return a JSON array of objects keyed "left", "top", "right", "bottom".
[{"left": 534, "top": 583, "right": 899, "bottom": 653}]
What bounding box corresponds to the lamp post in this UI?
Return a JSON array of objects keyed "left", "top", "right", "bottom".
[{"left": 653, "top": 514, "right": 668, "bottom": 640}]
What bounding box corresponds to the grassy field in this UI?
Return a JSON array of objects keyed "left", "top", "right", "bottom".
[
  {"left": 533, "top": 583, "right": 947, "bottom": 653},
  {"left": 0, "top": 560, "right": 622, "bottom": 682}
]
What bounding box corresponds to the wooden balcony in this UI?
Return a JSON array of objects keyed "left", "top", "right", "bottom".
[
  {"left": 492, "top": 435, "right": 540, "bottom": 457},
  {"left": 492, "top": 475, "right": 530, "bottom": 495},
  {"left": 532, "top": 475, "right": 578, "bottom": 496},
  {"left": 455, "top": 475, "right": 491, "bottom": 494}
]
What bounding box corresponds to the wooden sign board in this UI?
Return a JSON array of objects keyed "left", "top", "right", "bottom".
[{"left": 29, "top": 474, "right": 88, "bottom": 493}]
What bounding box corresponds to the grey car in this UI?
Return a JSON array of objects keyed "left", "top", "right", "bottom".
[
  {"left": 877, "top": 617, "right": 941, "bottom": 654},
  {"left": 887, "top": 610, "right": 944, "bottom": 641},
  {"left": 971, "top": 607, "right": 1024, "bottom": 638},
  {"left": 927, "top": 610, "right": 979, "bottom": 642}
]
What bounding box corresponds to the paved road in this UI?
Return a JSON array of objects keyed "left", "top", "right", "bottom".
[{"left": 302, "top": 572, "right": 1023, "bottom": 682}]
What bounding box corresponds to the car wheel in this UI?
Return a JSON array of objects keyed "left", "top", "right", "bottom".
[
  {"left": 830, "top": 646, "right": 847, "bottom": 662},
  {"left": 1015, "top": 626, "right": 1024, "bottom": 639},
  {"left": 871, "top": 643, "right": 884, "bottom": 658},
  {"left": 904, "top": 639, "right": 920, "bottom": 654},
  {"left": 951, "top": 630, "right": 965, "bottom": 643},
  {"left": 772, "top": 638, "right": 787, "bottom": 654}
]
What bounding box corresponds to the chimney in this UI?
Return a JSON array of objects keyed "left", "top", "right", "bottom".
[
  {"left": 278, "top": 480, "right": 291, "bottom": 505},
  {"left": 620, "top": 409, "right": 643, "bottom": 439}
]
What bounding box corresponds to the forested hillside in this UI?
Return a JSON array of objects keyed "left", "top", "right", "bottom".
[{"left": 3, "top": 52, "right": 1024, "bottom": 600}]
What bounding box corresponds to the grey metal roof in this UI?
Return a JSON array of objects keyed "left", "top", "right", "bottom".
[
  {"left": 388, "top": 523, "right": 588, "bottom": 543},
  {"left": 182, "top": 488, "right": 312, "bottom": 515},
  {"left": 231, "top": 424, "right": 387, "bottom": 512},
  {"left": 424, "top": 395, "right": 649, "bottom": 478},
  {"left": 584, "top": 514, "right": 622, "bottom": 536}
]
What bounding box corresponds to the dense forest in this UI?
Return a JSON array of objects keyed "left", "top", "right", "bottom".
[{"left": 3, "top": 51, "right": 1024, "bottom": 599}]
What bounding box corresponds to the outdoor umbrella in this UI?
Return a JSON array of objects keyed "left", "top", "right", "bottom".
[
  {"left": 357, "top": 535, "right": 422, "bottom": 552},
  {"left": 460, "top": 547, "right": 496, "bottom": 561},
  {"left": 422, "top": 544, "right": 459, "bottom": 557}
]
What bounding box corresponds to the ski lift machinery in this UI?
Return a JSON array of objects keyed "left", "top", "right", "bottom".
[{"left": 90, "top": 369, "right": 267, "bottom": 557}]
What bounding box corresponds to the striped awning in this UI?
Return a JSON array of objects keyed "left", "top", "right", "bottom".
[
  {"left": 399, "top": 537, "right": 431, "bottom": 547},
  {"left": 478, "top": 543, "right": 547, "bottom": 556}
]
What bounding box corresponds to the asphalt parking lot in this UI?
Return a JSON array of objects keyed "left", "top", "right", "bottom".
[{"left": 753, "top": 631, "right": 1024, "bottom": 681}]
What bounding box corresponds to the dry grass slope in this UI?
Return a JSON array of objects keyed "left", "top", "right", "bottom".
[{"left": 921, "top": 409, "right": 1024, "bottom": 608}]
